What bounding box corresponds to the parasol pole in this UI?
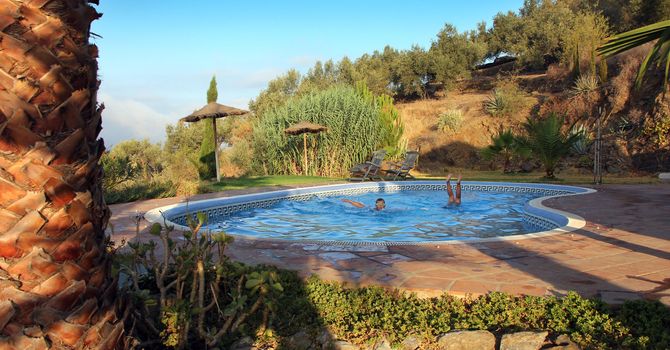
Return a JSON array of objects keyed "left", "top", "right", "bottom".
[
  {"left": 212, "top": 117, "right": 221, "bottom": 182},
  {"left": 303, "top": 133, "right": 308, "bottom": 175}
]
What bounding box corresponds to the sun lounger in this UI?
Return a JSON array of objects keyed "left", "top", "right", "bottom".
[
  {"left": 348, "top": 149, "right": 386, "bottom": 181},
  {"left": 383, "top": 151, "right": 419, "bottom": 180}
]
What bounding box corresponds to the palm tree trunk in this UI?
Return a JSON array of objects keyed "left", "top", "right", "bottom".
[{"left": 0, "top": 1, "right": 127, "bottom": 348}]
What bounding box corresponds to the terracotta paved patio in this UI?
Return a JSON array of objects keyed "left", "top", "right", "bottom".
[{"left": 108, "top": 183, "right": 670, "bottom": 305}]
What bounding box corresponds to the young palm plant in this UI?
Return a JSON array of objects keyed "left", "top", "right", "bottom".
[
  {"left": 516, "top": 114, "right": 582, "bottom": 179},
  {"left": 0, "top": 1, "right": 127, "bottom": 348},
  {"left": 481, "top": 129, "right": 525, "bottom": 173},
  {"left": 597, "top": 20, "right": 670, "bottom": 88}
]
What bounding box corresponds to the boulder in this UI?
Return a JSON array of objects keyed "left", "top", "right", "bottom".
[
  {"left": 400, "top": 335, "right": 421, "bottom": 350},
  {"left": 372, "top": 339, "right": 392, "bottom": 350},
  {"left": 230, "top": 336, "right": 255, "bottom": 350},
  {"left": 318, "top": 330, "right": 335, "bottom": 349},
  {"left": 500, "top": 331, "right": 548, "bottom": 350},
  {"left": 546, "top": 334, "right": 581, "bottom": 350},
  {"left": 286, "top": 330, "right": 312, "bottom": 350},
  {"left": 331, "top": 340, "right": 360, "bottom": 350},
  {"left": 436, "top": 330, "right": 495, "bottom": 350}
]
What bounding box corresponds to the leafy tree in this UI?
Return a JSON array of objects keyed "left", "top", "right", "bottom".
[
  {"left": 199, "top": 75, "right": 218, "bottom": 179},
  {"left": 563, "top": 12, "right": 610, "bottom": 75},
  {"left": 487, "top": 1, "right": 580, "bottom": 69},
  {"left": 481, "top": 129, "right": 526, "bottom": 173},
  {"left": 165, "top": 120, "right": 205, "bottom": 154},
  {"left": 516, "top": 114, "right": 581, "bottom": 178},
  {"left": 353, "top": 50, "right": 393, "bottom": 95},
  {"left": 109, "top": 139, "right": 165, "bottom": 181},
  {"left": 598, "top": 19, "right": 670, "bottom": 88},
  {"left": 249, "top": 69, "right": 301, "bottom": 116},
  {"left": 336, "top": 56, "right": 358, "bottom": 85},
  {"left": 356, "top": 81, "right": 405, "bottom": 157},
  {"left": 391, "top": 45, "right": 435, "bottom": 98},
  {"left": 430, "top": 24, "right": 487, "bottom": 90},
  {"left": 101, "top": 151, "right": 139, "bottom": 191}
]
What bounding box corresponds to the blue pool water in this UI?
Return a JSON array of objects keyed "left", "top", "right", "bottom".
[{"left": 205, "top": 190, "right": 544, "bottom": 242}]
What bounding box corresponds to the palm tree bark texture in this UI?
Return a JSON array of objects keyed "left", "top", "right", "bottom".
[{"left": 0, "top": 1, "right": 126, "bottom": 349}]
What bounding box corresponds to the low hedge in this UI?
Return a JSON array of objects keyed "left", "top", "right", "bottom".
[{"left": 267, "top": 270, "right": 670, "bottom": 349}]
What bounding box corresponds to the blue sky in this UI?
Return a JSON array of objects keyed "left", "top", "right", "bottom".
[{"left": 92, "top": 0, "right": 523, "bottom": 145}]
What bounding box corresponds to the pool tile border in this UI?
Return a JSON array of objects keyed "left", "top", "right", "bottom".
[{"left": 144, "top": 181, "right": 595, "bottom": 246}]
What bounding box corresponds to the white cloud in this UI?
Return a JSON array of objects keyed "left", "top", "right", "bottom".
[
  {"left": 99, "top": 92, "right": 176, "bottom": 147},
  {"left": 217, "top": 67, "right": 284, "bottom": 90},
  {"left": 289, "top": 55, "right": 320, "bottom": 67}
]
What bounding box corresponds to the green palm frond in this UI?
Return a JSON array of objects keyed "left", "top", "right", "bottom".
[
  {"left": 517, "top": 114, "right": 580, "bottom": 178},
  {"left": 597, "top": 20, "right": 670, "bottom": 89}
]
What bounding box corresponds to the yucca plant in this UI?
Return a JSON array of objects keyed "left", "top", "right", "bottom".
[
  {"left": 437, "top": 109, "right": 464, "bottom": 132},
  {"left": 597, "top": 20, "right": 670, "bottom": 89},
  {"left": 481, "top": 129, "right": 526, "bottom": 173},
  {"left": 571, "top": 74, "right": 599, "bottom": 96},
  {"left": 516, "top": 114, "right": 582, "bottom": 179}
]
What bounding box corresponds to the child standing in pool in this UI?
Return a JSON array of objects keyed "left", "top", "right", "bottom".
[{"left": 446, "top": 174, "right": 462, "bottom": 206}]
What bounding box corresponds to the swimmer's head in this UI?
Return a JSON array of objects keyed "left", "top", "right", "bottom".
[{"left": 374, "top": 198, "right": 386, "bottom": 211}]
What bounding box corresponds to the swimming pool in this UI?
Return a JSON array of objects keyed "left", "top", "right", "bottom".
[{"left": 145, "top": 181, "right": 594, "bottom": 245}]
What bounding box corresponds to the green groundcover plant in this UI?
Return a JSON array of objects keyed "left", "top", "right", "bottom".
[{"left": 117, "top": 239, "right": 670, "bottom": 349}]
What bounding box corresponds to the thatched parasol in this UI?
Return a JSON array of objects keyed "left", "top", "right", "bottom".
[
  {"left": 284, "top": 121, "right": 328, "bottom": 175},
  {"left": 180, "top": 102, "right": 249, "bottom": 182}
]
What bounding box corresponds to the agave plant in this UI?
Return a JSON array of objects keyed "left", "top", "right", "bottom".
[
  {"left": 597, "top": 20, "right": 670, "bottom": 88},
  {"left": 516, "top": 114, "right": 582, "bottom": 179},
  {"left": 484, "top": 89, "right": 508, "bottom": 117},
  {"left": 481, "top": 129, "right": 526, "bottom": 173},
  {"left": 569, "top": 124, "right": 591, "bottom": 155},
  {"left": 571, "top": 74, "right": 599, "bottom": 96}
]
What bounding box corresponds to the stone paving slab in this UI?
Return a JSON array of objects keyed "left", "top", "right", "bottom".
[{"left": 108, "top": 183, "right": 670, "bottom": 305}]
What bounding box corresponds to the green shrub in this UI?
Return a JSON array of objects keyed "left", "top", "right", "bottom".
[
  {"left": 481, "top": 129, "right": 526, "bottom": 173},
  {"left": 101, "top": 152, "right": 139, "bottom": 191},
  {"left": 437, "top": 109, "right": 464, "bottom": 132},
  {"left": 117, "top": 251, "right": 670, "bottom": 349},
  {"left": 299, "top": 279, "right": 658, "bottom": 349},
  {"left": 104, "top": 180, "right": 176, "bottom": 204}
]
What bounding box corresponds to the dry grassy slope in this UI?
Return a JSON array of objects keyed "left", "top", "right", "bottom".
[{"left": 397, "top": 73, "right": 549, "bottom": 170}]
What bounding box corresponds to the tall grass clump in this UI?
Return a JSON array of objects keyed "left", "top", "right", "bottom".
[
  {"left": 437, "top": 109, "right": 464, "bottom": 132},
  {"left": 252, "top": 85, "right": 393, "bottom": 177}
]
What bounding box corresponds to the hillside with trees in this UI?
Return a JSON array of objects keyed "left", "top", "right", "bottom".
[{"left": 102, "top": 0, "right": 670, "bottom": 202}]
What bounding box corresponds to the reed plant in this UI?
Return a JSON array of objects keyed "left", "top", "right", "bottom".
[{"left": 252, "top": 85, "right": 391, "bottom": 177}]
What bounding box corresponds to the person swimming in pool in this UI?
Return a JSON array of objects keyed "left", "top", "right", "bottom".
[
  {"left": 342, "top": 198, "right": 386, "bottom": 211},
  {"left": 446, "top": 173, "right": 462, "bottom": 206}
]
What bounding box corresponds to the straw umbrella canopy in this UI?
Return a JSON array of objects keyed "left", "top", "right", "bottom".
[
  {"left": 180, "top": 102, "right": 249, "bottom": 182},
  {"left": 284, "top": 121, "right": 328, "bottom": 175}
]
